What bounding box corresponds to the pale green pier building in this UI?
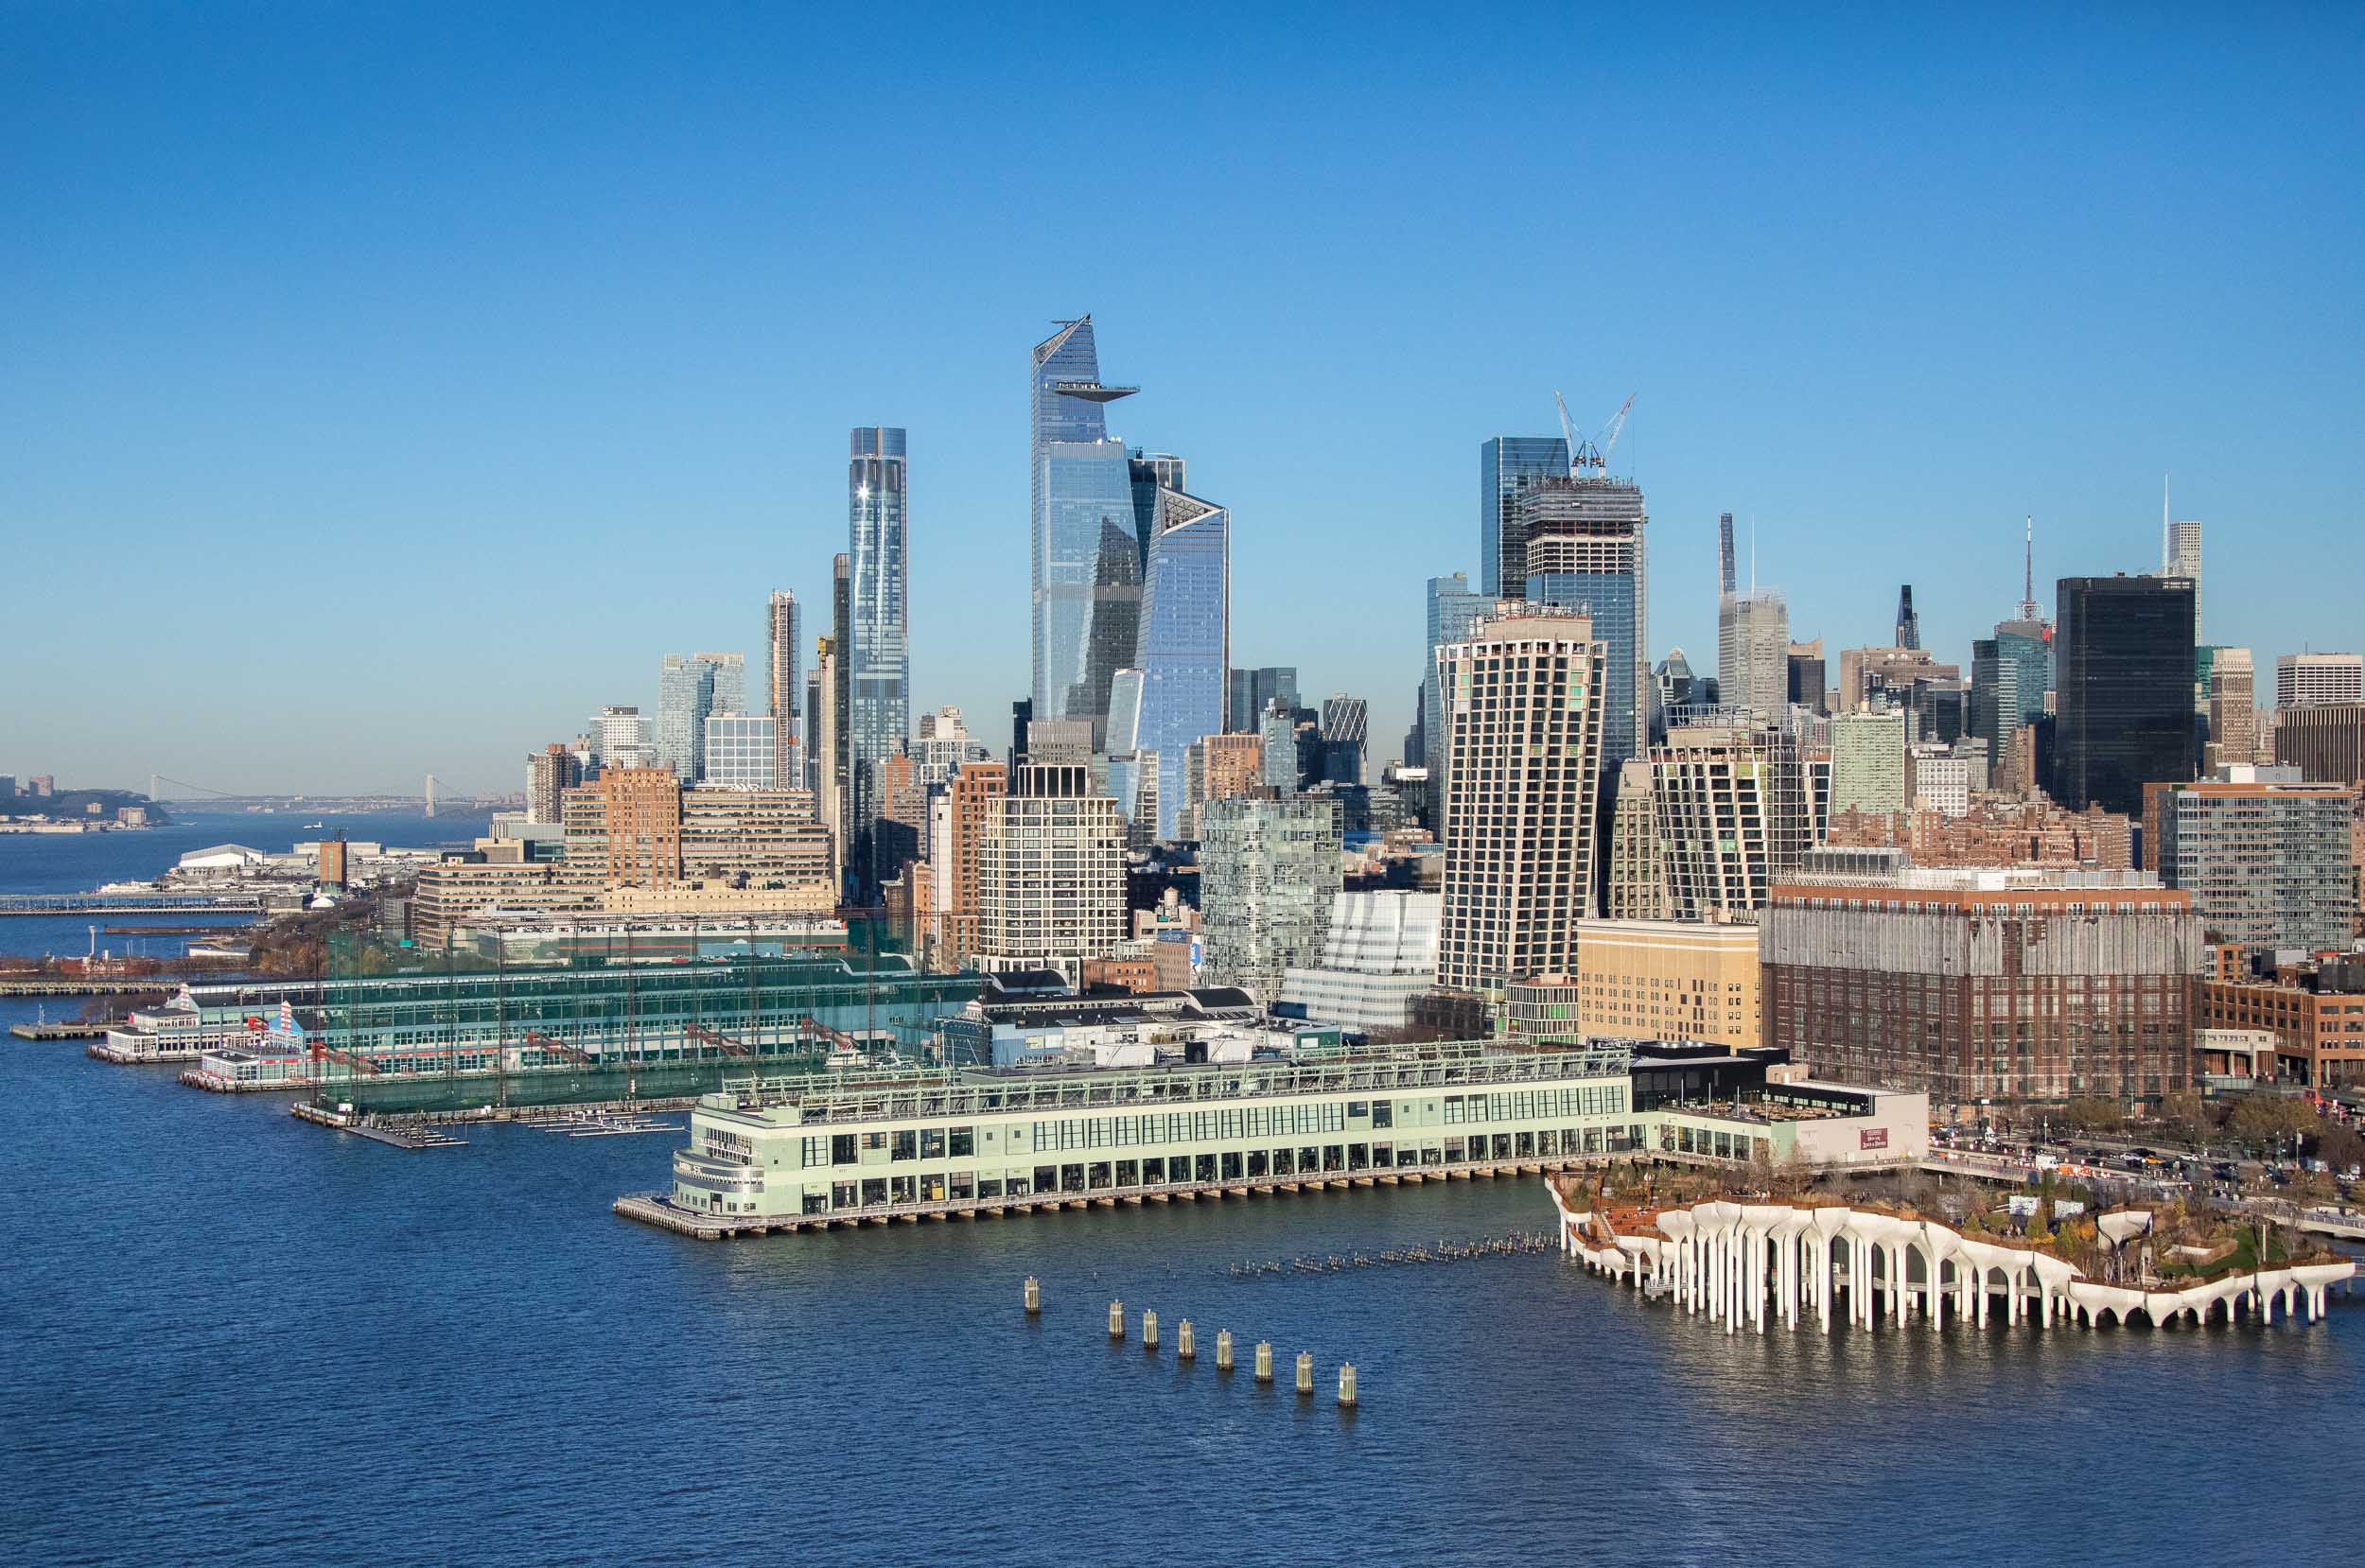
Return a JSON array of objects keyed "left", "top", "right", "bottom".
[{"left": 625, "top": 1039, "right": 1640, "bottom": 1235}]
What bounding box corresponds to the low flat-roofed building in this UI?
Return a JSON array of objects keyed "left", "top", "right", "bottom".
[{"left": 1503, "top": 918, "right": 1760, "bottom": 1049}]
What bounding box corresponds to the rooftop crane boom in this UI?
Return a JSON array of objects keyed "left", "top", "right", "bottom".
[{"left": 1552, "top": 391, "right": 1638, "bottom": 478}]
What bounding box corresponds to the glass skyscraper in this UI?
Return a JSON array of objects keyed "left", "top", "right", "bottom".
[
  {"left": 1133, "top": 487, "right": 1229, "bottom": 840},
  {"left": 1031, "top": 317, "right": 1138, "bottom": 730},
  {"left": 1479, "top": 434, "right": 1570, "bottom": 597},
  {"left": 657, "top": 652, "right": 745, "bottom": 782},
  {"left": 1424, "top": 573, "right": 1490, "bottom": 787},
  {"left": 2053, "top": 575, "right": 2196, "bottom": 816},
  {"left": 1971, "top": 619, "right": 2052, "bottom": 767},
  {"left": 848, "top": 427, "right": 909, "bottom": 834},
  {"left": 1515, "top": 475, "right": 1649, "bottom": 772}
]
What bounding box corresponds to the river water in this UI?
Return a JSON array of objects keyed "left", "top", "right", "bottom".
[{"left": 4, "top": 828, "right": 2361, "bottom": 1565}]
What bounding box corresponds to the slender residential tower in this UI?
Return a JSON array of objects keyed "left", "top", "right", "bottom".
[
  {"left": 848, "top": 428, "right": 909, "bottom": 852},
  {"left": 766, "top": 590, "right": 801, "bottom": 793}
]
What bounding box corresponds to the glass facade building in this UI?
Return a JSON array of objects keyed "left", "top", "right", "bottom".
[
  {"left": 1970, "top": 619, "right": 2052, "bottom": 768},
  {"left": 2053, "top": 575, "right": 2197, "bottom": 816},
  {"left": 1424, "top": 574, "right": 1490, "bottom": 786},
  {"left": 848, "top": 427, "right": 910, "bottom": 833},
  {"left": 1480, "top": 434, "right": 1571, "bottom": 597},
  {"left": 702, "top": 714, "right": 778, "bottom": 790},
  {"left": 1132, "top": 489, "right": 1229, "bottom": 840},
  {"left": 1227, "top": 666, "right": 1300, "bottom": 734},
  {"left": 1200, "top": 794, "right": 1345, "bottom": 1002},
  {"left": 657, "top": 653, "right": 745, "bottom": 782},
  {"left": 1516, "top": 476, "right": 1648, "bottom": 774},
  {"left": 1031, "top": 318, "right": 1138, "bottom": 730}
]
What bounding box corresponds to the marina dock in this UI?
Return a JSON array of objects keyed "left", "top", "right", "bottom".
[{"left": 10, "top": 1019, "right": 110, "bottom": 1041}]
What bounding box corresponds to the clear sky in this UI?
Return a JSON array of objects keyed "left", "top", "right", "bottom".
[{"left": 5, "top": 3, "right": 2359, "bottom": 796}]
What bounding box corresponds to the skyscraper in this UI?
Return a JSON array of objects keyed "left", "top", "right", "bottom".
[
  {"left": 1226, "top": 666, "right": 1299, "bottom": 734},
  {"left": 849, "top": 427, "right": 910, "bottom": 843},
  {"left": 1131, "top": 486, "right": 1229, "bottom": 840},
  {"left": 1320, "top": 694, "right": 1368, "bottom": 786},
  {"left": 1423, "top": 574, "right": 1490, "bottom": 785},
  {"left": 1894, "top": 585, "right": 1920, "bottom": 651},
  {"left": 1970, "top": 620, "right": 2053, "bottom": 769},
  {"left": 1716, "top": 513, "right": 1737, "bottom": 598},
  {"left": 1786, "top": 639, "right": 1827, "bottom": 714},
  {"left": 829, "top": 552, "right": 851, "bottom": 844},
  {"left": 766, "top": 590, "right": 800, "bottom": 793},
  {"left": 1717, "top": 589, "right": 1789, "bottom": 716},
  {"left": 2277, "top": 653, "right": 2364, "bottom": 709},
  {"left": 525, "top": 743, "right": 581, "bottom": 825},
  {"left": 1435, "top": 605, "right": 1607, "bottom": 996},
  {"left": 1516, "top": 472, "right": 1649, "bottom": 771},
  {"left": 2053, "top": 574, "right": 2197, "bottom": 816},
  {"left": 2205, "top": 648, "right": 2256, "bottom": 773},
  {"left": 1640, "top": 720, "right": 1813, "bottom": 921},
  {"left": 2162, "top": 494, "right": 2203, "bottom": 635},
  {"left": 656, "top": 653, "right": 743, "bottom": 782},
  {"left": 1478, "top": 434, "right": 1571, "bottom": 597},
  {"left": 1031, "top": 317, "right": 1139, "bottom": 728}
]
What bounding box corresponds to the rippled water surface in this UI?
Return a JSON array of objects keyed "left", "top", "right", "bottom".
[{"left": 5, "top": 997, "right": 2361, "bottom": 1567}]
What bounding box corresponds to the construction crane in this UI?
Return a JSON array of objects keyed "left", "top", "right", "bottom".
[
  {"left": 1553, "top": 391, "right": 1637, "bottom": 479},
  {"left": 522, "top": 1028, "right": 590, "bottom": 1067}
]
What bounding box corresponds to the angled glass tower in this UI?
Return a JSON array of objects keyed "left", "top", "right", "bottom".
[
  {"left": 1133, "top": 487, "right": 1229, "bottom": 840},
  {"left": 1031, "top": 317, "right": 1138, "bottom": 728},
  {"left": 1480, "top": 435, "right": 1571, "bottom": 597},
  {"left": 1424, "top": 573, "right": 1489, "bottom": 784},
  {"left": 848, "top": 427, "right": 909, "bottom": 834}
]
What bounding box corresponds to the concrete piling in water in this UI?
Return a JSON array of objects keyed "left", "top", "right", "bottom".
[
  {"left": 1143, "top": 1310, "right": 1159, "bottom": 1350},
  {"left": 1216, "top": 1330, "right": 1234, "bottom": 1371},
  {"left": 1024, "top": 1277, "right": 1040, "bottom": 1315},
  {"left": 1295, "top": 1351, "right": 1314, "bottom": 1396},
  {"left": 1108, "top": 1300, "right": 1124, "bottom": 1339},
  {"left": 1339, "top": 1364, "right": 1358, "bottom": 1407},
  {"left": 1177, "top": 1320, "right": 1195, "bottom": 1360},
  {"left": 1254, "top": 1341, "right": 1272, "bottom": 1383}
]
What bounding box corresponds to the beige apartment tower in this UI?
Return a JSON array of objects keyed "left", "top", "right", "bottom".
[{"left": 1435, "top": 603, "right": 1606, "bottom": 998}]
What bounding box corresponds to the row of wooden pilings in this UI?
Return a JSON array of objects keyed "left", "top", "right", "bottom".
[{"left": 1025, "top": 1276, "right": 1357, "bottom": 1407}]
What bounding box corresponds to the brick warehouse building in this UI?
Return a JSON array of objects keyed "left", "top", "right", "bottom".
[{"left": 1760, "top": 865, "right": 2198, "bottom": 1108}]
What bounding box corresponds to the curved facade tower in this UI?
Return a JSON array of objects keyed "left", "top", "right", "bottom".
[{"left": 1030, "top": 317, "right": 1138, "bottom": 725}]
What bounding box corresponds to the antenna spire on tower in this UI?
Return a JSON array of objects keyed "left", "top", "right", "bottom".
[{"left": 2017, "top": 514, "right": 2042, "bottom": 622}]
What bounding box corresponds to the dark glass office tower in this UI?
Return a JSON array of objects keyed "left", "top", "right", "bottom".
[
  {"left": 2053, "top": 575, "right": 2196, "bottom": 816},
  {"left": 1894, "top": 584, "right": 1920, "bottom": 651},
  {"left": 1479, "top": 435, "right": 1570, "bottom": 597}
]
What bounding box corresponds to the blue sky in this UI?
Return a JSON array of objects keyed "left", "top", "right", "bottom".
[{"left": 4, "top": 3, "right": 2359, "bottom": 795}]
